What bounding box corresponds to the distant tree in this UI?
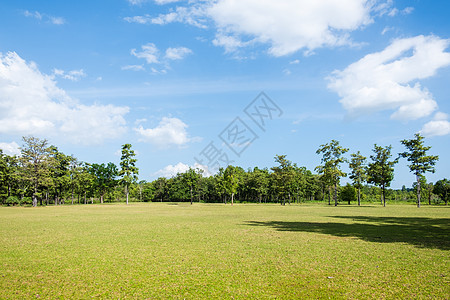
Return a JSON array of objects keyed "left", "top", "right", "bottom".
[
  {"left": 119, "top": 144, "right": 139, "bottom": 205},
  {"left": 48, "top": 146, "right": 71, "bottom": 205},
  {"left": 250, "top": 167, "right": 270, "bottom": 203},
  {"left": 154, "top": 177, "right": 168, "bottom": 202},
  {"left": 349, "top": 151, "right": 367, "bottom": 206},
  {"left": 223, "top": 165, "right": 241, "bottom": 205},
  {"left": 76, "top": 163, "right": 95, "bottom": 204},
  {"left": 400, "top": 133, "right": 439, "bottom": 208},
  {"left": 90, "top": 163, "right": 118, "bottom": 204},
  {"left": 367, "top": 145, "right": 398, "bottom": 207},
  {"left": 20, "top": 136, "right": 52, "bottom": 207},
  {"left": 181, "top": 167, "right": 202, "bottom": 205},
  {"left": 433, "top": 179, "right": 449, "bottom": 205},
  {"left": 315, "top": 140, "right": 349, "bottom": 206},
  {"left": 340, "top": 183, "right": 356, "bottom": 205},
  {"left": 0, "top": 151, "right": 19, "bottom": 200},
  {"left": 271, "top": 155, "right": 296, "bottom": 205}
]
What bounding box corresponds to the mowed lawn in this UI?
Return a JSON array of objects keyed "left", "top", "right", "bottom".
[{"left": 0, "top": 203, "right": 448, "bottom": 299}]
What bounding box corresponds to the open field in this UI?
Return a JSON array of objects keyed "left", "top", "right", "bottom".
[{"left": 0, "top": 203, "right": 449, "bottom": 299}]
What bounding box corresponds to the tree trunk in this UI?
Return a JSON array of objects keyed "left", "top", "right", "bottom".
[
  {"left": 190, "top": 186, "right": 193, "bottom": 205},
  {"left": 416, "top": 175, "right": 421, "bottom": 208},
  {"left": 100, "top": 193, "right": 104, "bottom": 204},
  {"left": 382, "top": 184, "right": 386, "bottom": 207},
  {"left": 357, "top": 187, "right": 361, "bottom": 206},
  {"left": 126, "top": 184, "right": 129, "bottom": 205},
  {"left": 231, "top": 193, "right": 234, "bottom": 206},
  {"left": 334, "top": 182, "right": 338, "bottom": 206},
  {"left": 84, "top": 191, "right": 87, "bottom": 204},
  {"left": 328, "top": 186, "right": 331, "bottom": 205}
]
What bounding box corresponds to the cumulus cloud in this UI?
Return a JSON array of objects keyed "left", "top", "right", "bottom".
[
  {"left": 0, "top": 52, "right": 129, "bottom": 144},
  {"left": 155, "top": 162, "right": 211, "bottom": 178},
  {"left": 0, "top": 142, "right": 21, "bottom": 156},
  {"left": 125, "top": 0, "right": 399, "bottom": 56},
  {"left": 134, "top": 117, "right": 192, "bottom": 147},
  {"left": 420, "top": 112, "right": 450, "bottom": 137},
  {"left": 207, "top": 0, "right": 384, "bottom": 56},
  {"left": 327, "top": 35, "right": 450, "bottom": 121}
]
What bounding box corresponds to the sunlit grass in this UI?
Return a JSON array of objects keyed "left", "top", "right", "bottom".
[{"left": 0, "top": 203, "right": 448, "bottom": 299}]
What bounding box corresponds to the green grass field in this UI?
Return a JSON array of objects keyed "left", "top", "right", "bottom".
[{"left": 0, "top": 203, "right": 448, "bottom": 299}]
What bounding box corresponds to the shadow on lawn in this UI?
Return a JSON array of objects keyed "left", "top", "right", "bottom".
[{"left": 245, "top": 216, "right": 450, "bottom": 250}]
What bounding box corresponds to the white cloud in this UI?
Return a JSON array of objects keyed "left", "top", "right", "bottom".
[
  {"left": 402, "top": 7, "right": 414, "bottom": 14},
  {"left": 129, "top": 43, "right": 191, "bottom": 70},
  {"left": 207, "top": 0, "right": 384, "bottom": 56},
  {"left": 131, "top": 43, "right": 159, "bottom": 64},
  {"left": 53, "top": 68, "right": 86, "bottom": 81},
  {"left": 212, "top": 32, "right": 250, "bottom": 53},
  {"left": 155, "top": 162, "right": 211, "bottom": 178},
  {"left": 327, "top": 35, "right": 450, "bottom": 121},
  {"left": 0, "top": 51, "right": 129, "bottom": 144},
  {"left": 420, "top": 112, "right": 450, "bottom": 137},
  {"left": 289, "top": 59, "right": 300, "bottom": 64},
  {"left": 50, "top": 17, "right": 66, "bottom": 25},
  {"left": 155, "top": 0, "right": 182, "bottom": 4},
  {"left": 125, "top": 0, "right": 400, "bottom": 56},
  {"left": 127, "top": 0, "right": 146, "bottom": 5},
  {"left": 124, "top": 6, "right": 207, "bottom": 28},
  {"left": 24, "top": 10, "right": 65, "bottom": 25},
  {"left": 24, "top": 10, "right": 42, "bottom": 20},
  {"left": 0, "top": 142, "right": 20, "bottom": 156},
  {"left": 121, "top": 64, "right": 145, "bottom": 71},
  {"left": 134, "top": 117, "right": 192, "bottom": 147},
  {"left": 165, "top": 47, "right": 192, "bottom": 60}
]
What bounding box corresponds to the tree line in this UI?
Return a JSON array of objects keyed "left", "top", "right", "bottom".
[{"left": 0, "top": 134, "right": 449, "bottom": 207}]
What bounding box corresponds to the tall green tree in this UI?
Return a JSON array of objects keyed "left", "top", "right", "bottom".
[
  {"left": 367, "top": 145, "right": 398, "bottom": 207},
  {"left": 119, "top": 144, "right": 139, "bottom": 205},
  {"left": 349, "top": 151, "right": 367, "bottom": 206},
  {"left": 315, "top": 140, "right": 349, "bottom": 206},
  {"left": 20, "top": 136, "right": 52, "bottom": 207},
  {"left": 399, "top": 133, "right": 439, "bottom": 208}
]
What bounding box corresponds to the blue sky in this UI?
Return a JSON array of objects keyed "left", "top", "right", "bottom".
[{"left": 1, "top": 0, "right": 449, "bottom": 188}]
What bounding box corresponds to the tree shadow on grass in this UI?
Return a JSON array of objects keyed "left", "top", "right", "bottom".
[{"left": 245, "top": 216, "right": 450, "bottom": 250}]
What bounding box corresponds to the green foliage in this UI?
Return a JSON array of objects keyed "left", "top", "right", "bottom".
[
  {"left": 119, "top": 144, "right": 139, "bottom": 204},
  {"left": 271, "top": 155, "right": 296, "bottom": 205},
  {"left": 400, "top": 133, "right": 439, "bottom": 207},
  {"left": 349, "top": 151, "right": 367, "bottom": 206},
  {"left": 339, "top": 183, "right": 357, "bottom": 204},
  {"left": 367, "top": 144, "right": 398, "bottom": 207},
  {"left": 433, "top": 179, "right": 449, "bottom": 205},
  {"left": 315, "top": 140, "right": 349, "bottom": 206}
]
